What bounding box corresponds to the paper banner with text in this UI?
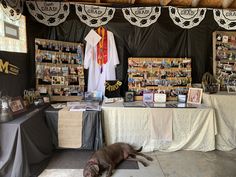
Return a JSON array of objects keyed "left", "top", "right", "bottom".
[
  {"left": 169, "top": 7, "right": 206, "bottom": 29},
  {"left": 122, "top": 6, "right": 161, "bottom": 27},
  {"left": 75, "top": 4, "right": 115, "bottom": 27},
  {"left": 214, "top": 9, "right": 236, "bottom": 30},
  {"left": 0, "top": 0, "right": 24, "bottom": 20},
  {"left": 26, "top": 1, "right": 70, "bottom": 26}
]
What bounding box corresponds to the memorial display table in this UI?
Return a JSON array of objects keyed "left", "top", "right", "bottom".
[
  {"left": 203, "top": 92, "right": 236, "bottom": 151},
  {"left": 0, "top": 105, "right": 53, "bottom": 177},
  {"left": 44, "top": 106, "right": 104, "bottom": 150},
  {"left": 102, "top": 102, "right": 217, "bottom": 152}
]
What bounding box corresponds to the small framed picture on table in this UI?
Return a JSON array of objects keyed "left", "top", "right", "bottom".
[
  {"left": 227, "top": 86, "right": 236, "bottom": 93},
  {"left": 8, "top": 97, "right": 26, "bottom": 115},
  {"left": 187, "top": 88, "right": 203, "bottom": 104},
  {"left": 125, "top": 91, "right": 134, "bottom": 102},
  {"left": 143, "top": 92, "right": 153, "bottom": 102}
]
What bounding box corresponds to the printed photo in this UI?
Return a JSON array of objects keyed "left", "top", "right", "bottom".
[
  {"left": 187, "top": 88, "right": 203, "bottom": 104},
  {"left": 52, "top": 76, "right": 65, "bottom": 85}
]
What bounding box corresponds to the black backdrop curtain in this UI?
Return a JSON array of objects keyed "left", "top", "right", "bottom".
[
  {"left": 26, "top": 6, "right": 223, "bottom": 96},
  {"left": 0, "top": 51, "right": 28, "bottom": 97}
]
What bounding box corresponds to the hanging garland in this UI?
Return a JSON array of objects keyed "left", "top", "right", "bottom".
[
  {"left": 214, "top": 9, "right": 236, "bottom": 30},
  {"left": 26, "top": 1, "right": 70, "bottom": 26},
  {"left": 169, "top": 7, "right": 206, "bottom": 29},
  {"left": 75, "top": 4, "right": 115, "bottom": 27},
  {"left": 122, "top": 6, "right": 161, "bottom": 27},
  {"left": 0, "top": 0, "right": 24, "bottom": 20}
]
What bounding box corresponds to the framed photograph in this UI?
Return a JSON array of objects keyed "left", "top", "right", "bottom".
[
  {"left": 227, "top": 86, "right": 236, "bottom": 93},
  {"left": 187, "top": 88, "right": 203, "bottom": 104},
  {"left": 154, "top": 93, "right": 166, "bottom": 103},
  {"left": 4, "top": 22, "right": 19, "bottom": 39},
  {"left": 125, "top": 91, "right": 134, "bottom": 102},
  {"left": 8, "top": 97, "right": 26, "bottom": 114},
  {"left": 143, "top": 92, "right": 153, "bottom": 102},
  {"left": 43, "top": 96, "right": 50, "bottom": 103},
  {"left": 178, "top": 94, "right": 187, "bottom": 103}
]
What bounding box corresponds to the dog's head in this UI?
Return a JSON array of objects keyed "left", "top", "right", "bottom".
[{"left": 83, "top": 161, "right": 99, "bottom": 177}]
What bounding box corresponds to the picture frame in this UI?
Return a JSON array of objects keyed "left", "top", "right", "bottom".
[
  {"left": 187, "top": 88, "right": 203, "bottom": 104},
  {"left": 125, "top": 91, "right": 134, "bottom": 102},
  {"left": 154, "top": 93, "right": 166, "bottom": 103},
  {"left": 43, "top": 96, "right": 50, "bottom": 103},
  {"left": 8, "top": 97, "right": 26, "bottom": 114},
  {"left": 143, "top": 92, "right": 153, "bottom": 102},
  {"left": 178, "top": 94, "right": 187, "bottom": 103},
  {"left": 227, "top": 86, "right": 236, "bottom": 93},
  {"left": 4, "top": 22, "right": 19, "bottom": 39}
]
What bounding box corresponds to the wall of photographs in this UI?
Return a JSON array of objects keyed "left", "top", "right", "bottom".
[
  {"left": 213, "top": 31, "right": 236, "bottom": 90},
  {"left": 128, "top": 57, "right": 192, "bottom": 100},
  {"left": 35, "top": 38, "right": 84, "bottom": 101}
]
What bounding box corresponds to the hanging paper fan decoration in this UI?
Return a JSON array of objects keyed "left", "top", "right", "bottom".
[
  {"left": 214, "top": 9, "right": 236, "bottom": 30},
  {"left": 26, "top": 1, "right": 70, "bottom": 26},
  {"left": 122, "top": 6, "right": 161, "bottom": 27},
  {"left": 75, "top": 4, "right": 115, "bottom": 27},
  {"left": 169, "top": 7, "right": 206, "bottom": 29},
  {"left": 0, "top": 0, "right": 24, "bottom": 20}
]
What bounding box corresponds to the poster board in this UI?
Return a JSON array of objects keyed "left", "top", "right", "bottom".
[
  {"left": 128, "top": 57, "right": 192, "bottom": 100},
  {"left": 35, "top": 38, "right": 84, "bottom": 102}
]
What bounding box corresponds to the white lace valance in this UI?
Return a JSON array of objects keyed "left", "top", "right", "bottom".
[
  {"left": 169, "top": 7, "right": 206, "bottom": 29},
  {"left": 122, "top": 6, "right": 161, "bottom": 27},
  {"left": 0, "top": 0, "right": 24, "bottom": 20},
  {"left": 26, "top": 1, "right": 70, "bottom": 26},
  {"left": 75, "top": 4, "right": 115, "bottom": 27},
  {"left": 214, "top": 9, "right": 236, "bottom": 30}
]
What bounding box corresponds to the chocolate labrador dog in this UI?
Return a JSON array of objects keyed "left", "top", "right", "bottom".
[{"left": 83, "top": 142, "right": 153, "bottom": 177}]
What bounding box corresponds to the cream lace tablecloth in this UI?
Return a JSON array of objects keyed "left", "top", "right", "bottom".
[
  {"left": 58, "top": 107, "right": 83, "bottom": 148},
  {"left": 203, "top": 92, "right": 236, "bottom": 151},
  {"left": 102, "top": 102, "right": 217, "bottom": 152}
]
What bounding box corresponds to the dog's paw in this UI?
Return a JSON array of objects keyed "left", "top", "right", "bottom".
[
  {"left": 146, "top": 156, "right": 153, "bottom": 161},
  {"left": 142, "top": 162, "right": 149, "bottom": 167}
]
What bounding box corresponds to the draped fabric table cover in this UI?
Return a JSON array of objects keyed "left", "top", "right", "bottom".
[
  {"left": 58, "top": 108, "right": 83, "bottom": 148},
  {"left": 44, "top": 106, "right": 104, "bottom": 150},
  {"left": 102, "top": 102, "right": 217, "bottom": 152},
  {"left": 0, "top": 106, "right": 53, "bottom": 177},
  {"left": 203, "top": 92, "right": 236, "bottom": 151}
]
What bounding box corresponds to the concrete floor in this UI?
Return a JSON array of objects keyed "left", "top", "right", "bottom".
[{"left": 39, "top": 149, "right": 236, "bottom": 177}]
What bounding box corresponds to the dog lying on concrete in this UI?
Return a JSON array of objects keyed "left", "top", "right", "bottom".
[{"left": 83, "top": 142, "right": 153, "bottom": 177}]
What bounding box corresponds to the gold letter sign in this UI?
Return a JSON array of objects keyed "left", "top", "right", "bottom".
[{"left": 0, "top": 59, "right": 19, "bottom": 75}]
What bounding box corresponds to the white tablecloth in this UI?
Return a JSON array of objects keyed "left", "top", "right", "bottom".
[
  {"left": 203, "top": 92, "right": 236, "bottom": 151},
  {"left": 102, "top": 102, "right": 217, "bottom": 152}
]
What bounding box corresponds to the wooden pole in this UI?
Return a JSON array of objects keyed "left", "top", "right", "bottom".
[
  {"left": 191, "top": 0, "right": 201, "bottom": 7},
  {"left": 198, "top": 0, "right": 222, "bottom": 8},
  {"left": 159, "top": 0, "right": 172, "bottom": 6},
  {"left": 222, "top": 0, "right": 234, "bottom": 8},
  {"left": 229, "top": 0, "right": 236, "bottom": 8},
  {"left": 169, "top": 0, "right": 192, "bottom": 7}
]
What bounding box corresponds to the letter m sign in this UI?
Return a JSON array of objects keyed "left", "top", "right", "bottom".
[{"left": 0, "top": 59, "right": 9, "bottom": 74}]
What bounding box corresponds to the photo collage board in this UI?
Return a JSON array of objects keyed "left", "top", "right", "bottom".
[
  {"left": 128, "top": 57, "right": 192, "bottom": 100},
  {"left": 35, "top": 38, "right": 84, "bottom": 101},
  {"left": 213, "top": 31, "right": 236, "bottom": 91}
]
